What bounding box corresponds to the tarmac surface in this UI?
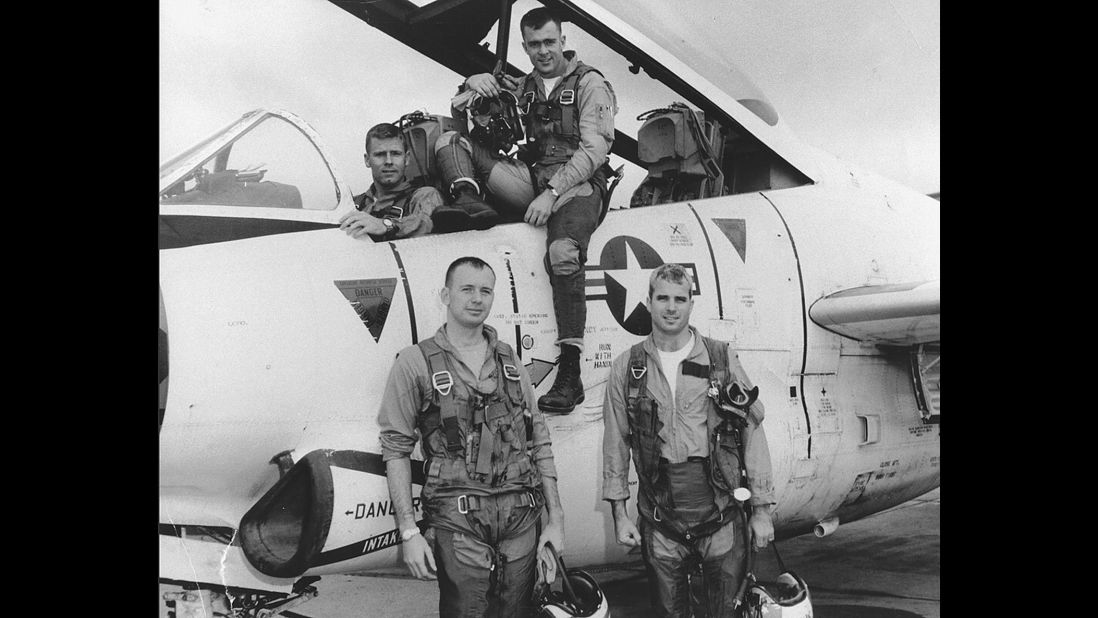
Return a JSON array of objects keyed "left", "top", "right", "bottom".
[{"left": 160, "top": 487, "right": 939, "bottom": 617}]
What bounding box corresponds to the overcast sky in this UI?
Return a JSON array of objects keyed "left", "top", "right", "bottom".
[{"left": 160, "top": 0, "right": 939, "bottom": 196}]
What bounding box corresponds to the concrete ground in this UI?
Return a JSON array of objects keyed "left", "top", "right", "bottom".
[{"left": 160, "top": 487, "right": 939, "bottom": 617}]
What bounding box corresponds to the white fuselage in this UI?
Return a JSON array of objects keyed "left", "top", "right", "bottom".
[{"left": 159, "top": 174, "right": 939, "bottom": 581}]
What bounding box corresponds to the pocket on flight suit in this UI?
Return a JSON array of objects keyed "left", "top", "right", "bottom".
[
  {"left": 451, "top": 531, "right": 494, "bottom": 570},
  {"left": 497, "top": 524, "right": 538, "bottom": 563},
  {"left": 700, "top": 520, "right": 736, "bottom": 560}
]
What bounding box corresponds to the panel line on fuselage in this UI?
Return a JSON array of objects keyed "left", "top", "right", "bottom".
[
  {"left": 502, "top": 255, "right": 522, "bottom": 360},
  {"left": 686, "top": 202, "right": 724, "bottom": 320},
  {"left": 758, "top": 192, "right": 812, "bottom": 456},
  {"left": 389, "top": 241, "right": 418, "bottom": 344}
]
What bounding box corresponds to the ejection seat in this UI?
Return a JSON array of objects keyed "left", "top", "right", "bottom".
[{"left": 630, "top": 102, "right": 726, "bottom": 207}]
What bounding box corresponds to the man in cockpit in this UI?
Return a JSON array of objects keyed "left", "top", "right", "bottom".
[
  {"left": 430, "top": 7, "right": 618, "bottom": 416},
  {"left": 340, "top": 122, "right": 443, "bottom": 241}
]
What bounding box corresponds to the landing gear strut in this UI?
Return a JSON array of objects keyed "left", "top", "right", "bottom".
[{"left": 162, "top": 577, "right": 319, "bottom": 618}]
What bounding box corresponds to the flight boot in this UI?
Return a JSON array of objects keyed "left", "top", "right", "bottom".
[
  {"left": 538, "top": 344, "right": 584, "bottom": 415},
  {"left": 454, "top": 185, "right": 499, "bottom": 231},
  {"left": 432, "top": 132, "right": 499, "bottom": 233},
  {"left": 432, "top": 184, "right": 498, "bottom": 233}
]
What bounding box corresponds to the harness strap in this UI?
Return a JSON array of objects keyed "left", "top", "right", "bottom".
[
  {"left": 627, "top": 343, "right": 648, "bottom": 403},
  {"left": 356, "top": 188, "right": 413, "bottom": 220},
  {"left": 640, "top": 500, "right": 740, "bottom": 546},
  {"left": 418, "top": 339, "right": 463, "bottom": 454},
  {"left": 522, "top": 64, "right": 603, "bottom": 139},
  {"left": 495, "top": 341, "right": 524, "bottom": 403},
  {"left": 423, "top": 490, "right": 545, "bottom": 548}
]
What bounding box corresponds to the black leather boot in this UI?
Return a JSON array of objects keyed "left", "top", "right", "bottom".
[
  {"left": 453, "top": 187, "right": 498, "bottom": 231},
  {"left": 432, "top": 185, "right": 498, "bottom": 233},
  {"left": 538, "top": 344, "right": 584, "bottom": 415}
]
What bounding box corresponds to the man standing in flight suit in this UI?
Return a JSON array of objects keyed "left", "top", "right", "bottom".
[
  {"left": 602, "top": 263, "right": 776, "bottom": 617},
  {"left": 431, "top": 7, "right": 619, "bottom": 415},
  {"left": 378, "top": 256, "right": 565, "bottom": 616}
]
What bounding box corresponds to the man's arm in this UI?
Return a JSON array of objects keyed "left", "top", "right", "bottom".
[
  {"left": 377, "top": 349, "right": 437, "bottom": 575},
  {"left": 520, "top": 367, "right": 564, "bottom": 557},
  {"left": 727, "top": 346, "right": 776, "bottom": 549},
  {"left": 536, "top": 475, "right": 565, "bottom": 583},
  {"left": 394, "top": 187, "right": 443, "bottom": 237},
  {"left": 462, "top": 73, "right": 521, "bottom": 99},
  {"left": 602, "top": 353, "right": 640, "bottom": 546},
  {"left": 545, "top": 71, "right": 616, "bottom": 199},
  {"left": 386, "top": 456, "right": 436, "bottom": 579},
  {"left": 339, "top": 209, "right": 388, "bottom": 239}
]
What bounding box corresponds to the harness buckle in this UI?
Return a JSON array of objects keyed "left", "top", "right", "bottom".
[
  {"left": 631, "top": 365, "right": 647, "bottom": 380},
  {"left": 652, "top": 505, "right": 662, "bottom": 522},
  {"left": 559, "top": 89, "right": 576, "bottom": 105},
  {"left": 521, "top": 91, "right": 534, "bottom": 115},
  {"left": 431, "top": 370, "right": 453, "bottom": 396},
  {"left": 503, "top": 364, "right": 521, "bottom": 381},
  {"left": 525, "top": 491, "right": 537, "bottom": 508},
  {"left": 457, "top": 494, "right": 469, "bottom": 514}
]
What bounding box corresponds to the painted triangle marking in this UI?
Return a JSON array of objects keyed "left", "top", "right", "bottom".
[
  {"left": 524, "top": 358, "right": 557, "bottom": 388},
  {"left": 333, "top": 278, "right": 399, "bottom": 343},
  {"left": 711, "top": 218, "right": 747, "bottom": 263}
]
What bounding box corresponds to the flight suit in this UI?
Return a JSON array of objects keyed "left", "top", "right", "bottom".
[
  {"left": 378, "top": 324, "right": 558, "bottom": 617},
  {"left": 353, "top": 179, "right": 442, "bottom": 240},
  {"left": 602, "top": 327, "right": 775, "bottom": 617},
  {"left": 436, "top": 50, "right": 618, "bottom": 351}
]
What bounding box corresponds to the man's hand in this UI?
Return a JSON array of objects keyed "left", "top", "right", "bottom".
[
  {"left": 524, "top": 190, "right": 556, "bottom": 227},
  {"left": 536, "top": 519, "right": 565, "bottom": 585},
  {"left": 339, "top": 211, "right": 386, "bottom": 239},
  {"left": 465, "top": 73, "right": 520, "bottom": 98},
  {"left": 401, "top": 532, "right": 437, "bottom": 580},
  {"left": 749, "top": 508, "right": 775, "bottom": 551},
  {"left": 614, "top": 514, "right": 641, "bottom": 547}
]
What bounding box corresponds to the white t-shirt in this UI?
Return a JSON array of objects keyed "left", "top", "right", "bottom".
[
  {"left": 657, "top": 332, "right": 695, "bottom": 411},
  {"left": 541, "top": 76, "right": 561, "bottom": 99}
]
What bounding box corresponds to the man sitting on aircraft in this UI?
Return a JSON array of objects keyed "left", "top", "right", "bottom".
[
  {"left": 339, "top": 122, "right": 443, "bottom": 240},
  {"left": 602, "top": 263, "right": 776, "bottom": 617},
  {"left": 377, "top": 256, "right": 565, "bottom": 616},
  {"left": 430, "top": 7, "right": 618, "bottom": 416}
]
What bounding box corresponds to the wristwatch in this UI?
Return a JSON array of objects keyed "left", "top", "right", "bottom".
[
  {"left": 382, "top": 218, "right": 396, "bottom": 237},
  {"left": 401, "top": 527, "right": 421, "bottom": 542},
  {"left": 548, "top": 185, "right": 560, "bottom": 198}
]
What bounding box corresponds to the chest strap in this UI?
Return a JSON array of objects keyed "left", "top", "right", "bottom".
[
  {"left": 626, "top": 343, "right": 648, "bottom": 403},
  {"left": 357, "top": 188, "right": 414, "bottom": 220},
  {"left": 521, "top": 64, "right": 602, "bottom": 139},
  {"left": 418, "top": 339, "right": 463, "bottom": 454}
]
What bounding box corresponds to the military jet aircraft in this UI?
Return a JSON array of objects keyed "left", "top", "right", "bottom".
[{"left": 158, "top": 0, "right": 939, "bottom": 615}]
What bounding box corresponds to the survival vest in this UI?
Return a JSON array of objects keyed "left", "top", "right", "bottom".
[
  {"left": 625, "top": 336, "right": 751, "bottom": 545},
  {"left": 416, "top": 336, "right": 546, "bottom": 550},
  {"left": 416, "top": 337, "right": 539, "bottom": 496},
  {"left": 520, "top": 62, "right": 604, "bottom": 165}
]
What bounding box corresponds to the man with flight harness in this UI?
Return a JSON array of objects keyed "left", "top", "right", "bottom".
[
  {"left": 602, "top": 264, "right": 776, "bottom": 617},
  {"left": 340, "top": 122, "right": 442, "bottom": 240},
  {"left": 378, "top": 256, "right": 565, "bottom": 616},
  {"left": 430, "top": 7, "right": 619, "bottom": 416}
]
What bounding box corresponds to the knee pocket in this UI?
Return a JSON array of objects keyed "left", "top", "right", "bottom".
[{"left": 548, "top": 239, "right": 581, "bottom": 276}]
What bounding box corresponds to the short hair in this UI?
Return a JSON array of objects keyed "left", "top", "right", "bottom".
[
  {"left": 364, "top": 122, "right": 404, "bottom": 153},
  {"left": 445, "top": 256, "right": 495, "bottom": 287},
  {"left": 648, "top": 263, "right": 694, "bottom": 297},
  {"left": 520, "top": 7, "right": 562, "bottom": 34}
]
